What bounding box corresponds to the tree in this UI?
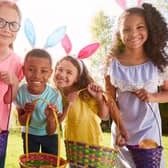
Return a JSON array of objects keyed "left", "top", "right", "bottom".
[
  {"left": 88, "top": 11, "right": 115, "bottom": 86},
  {"left": 89, "top": 11, "right": 115, "bottom": 131}
]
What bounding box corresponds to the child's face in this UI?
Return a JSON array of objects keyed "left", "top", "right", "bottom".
[
  {"left": 23, "top": 56, "right": 53, "bottom": 94},
  {"left": 0, "top": 5, "right": 20, "bottom": 47},
  {"left": 54, "top": 59, "right": 79, "bottom": 89},
  {"left": 119, "top": 14, "right": 148, "bottom": 50}
]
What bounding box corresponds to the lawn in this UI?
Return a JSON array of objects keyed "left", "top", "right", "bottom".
[{"left": 5, "top": 130, "right": 168, "bottom": 168}]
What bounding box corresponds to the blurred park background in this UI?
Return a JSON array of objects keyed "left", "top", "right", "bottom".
[{"left": 5, "top": 0, "right": 168, "bottom": 167}]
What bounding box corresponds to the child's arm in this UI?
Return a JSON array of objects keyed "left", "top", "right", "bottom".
[
  {"left": 1, "top": 71, "right": 19, "bottom": 103},
  {"left": 45, "top": 104, "right": 57, "bottom": 135},
  {"left": 133, "top": 80, "right": 168, "bottom": 103},
  {"left": 105, "top": 75, "right": 129, "bottom": 146},
  {"left": 87, "top": 83, "right": 109, "bottom": 120},
  {"left": 17, "top": 103, "right": 35, "bottom": 125},
  {"left": 58, "top": 102, "right": 69, "bottom": 122},
  {"left": 58, "top": 91, "right": 77, "bottom": 122},
  {"left": 109, "top": 101, "right": 128, "bottom": 146}
]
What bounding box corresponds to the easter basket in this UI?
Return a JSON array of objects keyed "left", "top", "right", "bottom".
[
  {"left": 64, "top": 90, "right": 119, "bottom": 168},
  {"left": 65, "top": 140, "right": 118, "bottom": 168},
  {"left": 0, "top": 130, "right": 9, "bottom": 157},
  {"left": 127, "top": 103, "right": 163, "bottom": 168},
  {"left": 19, "top": 98, "right": 68, "bottom": 168},
  {"left": 0, "top": 86, "right": 12, "bottom": 159}
]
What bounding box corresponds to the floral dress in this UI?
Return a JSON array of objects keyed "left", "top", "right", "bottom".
[{"left": 108, "top": 58, "right": 167, "bottom": 168}]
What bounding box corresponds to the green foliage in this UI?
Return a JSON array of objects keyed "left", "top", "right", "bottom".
[
  {"left": 88, "top": 11, "right": 115, "bottom": 85},
  {"left": 90, "top": 10, "right": 114, "bottom": 58},
  {"left": 159, "top": 103, "right": 168, "bottom": 134},
  {"left": 90, "top": 11, "right": 113, "bottom": 48}
]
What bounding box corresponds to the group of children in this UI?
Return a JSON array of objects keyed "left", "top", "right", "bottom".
[{"left": 0, "top": 1, "right": 168, "bottom": 168}]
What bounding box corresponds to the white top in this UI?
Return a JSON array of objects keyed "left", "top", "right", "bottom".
[{"left": 108, "top": 58, "right": 168, "bottom": 145}]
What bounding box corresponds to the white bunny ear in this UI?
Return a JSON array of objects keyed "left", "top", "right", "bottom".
[
  {"left": 61, "top": 34, "right": 72, "bottom": 54},
  {"left": 24, "top": 18, "right": 36, "bottom": 47},
  {"left": 43, "top": 26, "right": 66, "bottom": 48},
  {"left": 77, "top": 42, "right": 100, "bottom": 59},
  {"left": 115, "top": 0, "right": 127, "bottom": 10}
]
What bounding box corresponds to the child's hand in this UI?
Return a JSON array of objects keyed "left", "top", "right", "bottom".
[
  {"left": 116, "top": 129, "right": 129, "bottom": 147},
  {"left": 87, "top": 83, "right": 103, "bottom": 101},
  {"left": 133, "top": 89, "right": 155, "bottom": 102},
  {"left": 45, "top": 104, "right": 57, "bottom": 135},
  {"left": 115, "top": 124, "right": 129, "bottom": 147},
  {"left": 45, "top": 104, "right": 58, "bottom": 118},
  {"left": 24, "top": 102, "right": 35, "bottom": 115},
  {"left": 0, "top": 71, "right": 18, "bottom": 85}
]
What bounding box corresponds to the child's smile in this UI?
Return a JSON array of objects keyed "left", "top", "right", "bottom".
[{"left": 23, "top": 57, "right": 52, "bottom": 94}]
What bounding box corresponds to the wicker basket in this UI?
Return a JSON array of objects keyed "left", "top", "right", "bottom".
[
  {"left": 19, "top": 98, "right": 68, "bottom": 168},
  {"left": 65, "top": 140, "right": 118, "bottom": 167},
  {"left": 19, "top": 152, "right": 67, "bottom": 168},
  {"left": 127, "top": 145, "right": 163, "bottom": 168}
]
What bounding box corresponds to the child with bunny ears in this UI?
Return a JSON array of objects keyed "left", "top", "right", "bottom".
[
  {"left": 53, "top": 35, "right": 128, "bottom": 156},
  {"left": 0, "top": 1, "right": 23, "bottom": 167},
  {"left": 15, "top": 19, "right": 66, "bottom": 155},
  {"left": 15, "top": 48, "right": 63, "bottom": 155},
  {"left": 105, "top": 2, "right": 168, "bottom": 168}
]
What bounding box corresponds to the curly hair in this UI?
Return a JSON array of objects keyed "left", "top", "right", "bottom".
[{"left": 106, "top": 3, "right": 168, "bottom": 72}]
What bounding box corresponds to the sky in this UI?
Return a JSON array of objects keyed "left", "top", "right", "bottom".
[
  {"left": 14, "top": 0, "right": 124, "bottom": 61},
  {"left": 14, "top": 0, "right": 154, "bottom": 62}
]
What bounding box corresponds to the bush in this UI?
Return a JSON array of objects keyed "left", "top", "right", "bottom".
[
  {"left": 159, "top": 103, "right": 168, "bottom": 134},
  {"left": 101, "top": 118, "right": 112, "bottom": 132}
]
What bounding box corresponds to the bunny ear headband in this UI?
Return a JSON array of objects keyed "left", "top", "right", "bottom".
[
  {"left": 61, "top": 34, "right": 100, "bottom": 75},
  {"left": 24, "top": 18, "right": 66, "bottom": 49},
  {"left": 115, "top": 0, "right": 144, "bottom": 10},
  {"left": 61, "top": 34, "right": 100, "bottom": 59}
]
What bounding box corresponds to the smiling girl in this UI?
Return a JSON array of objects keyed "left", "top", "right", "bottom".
[{"left": 105, "top": 3, "right": 168, "bottom": 168}]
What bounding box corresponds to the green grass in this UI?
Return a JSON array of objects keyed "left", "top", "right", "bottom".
[{"left": 5, "top": 130, "right": 168, "bottom": 168}]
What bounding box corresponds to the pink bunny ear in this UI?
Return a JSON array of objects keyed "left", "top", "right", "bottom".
[
  {"left": 137, "top": 0, "right": 143, "bottom": 7},
  {"left": 115, "top": 0, "right": 127, "bottom": 10},
  {"left": 77, "top": 42, "right": 100, "bottom": 59},
  {"left": 61, "top": 34, "right": 72, "bottom": 54}
]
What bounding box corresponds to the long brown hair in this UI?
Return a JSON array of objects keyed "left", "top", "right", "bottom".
[{"left": 55, "top": 56, "right": 94, "bottom": 100}]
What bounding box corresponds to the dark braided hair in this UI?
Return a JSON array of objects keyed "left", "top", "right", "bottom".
[{"left": 106, "top": 3, "right": 168, "bottom": 72}]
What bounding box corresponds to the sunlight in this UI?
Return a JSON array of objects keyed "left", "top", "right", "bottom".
[{"left": 14, "top": 0, "right": 122, "bottom": 62}]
